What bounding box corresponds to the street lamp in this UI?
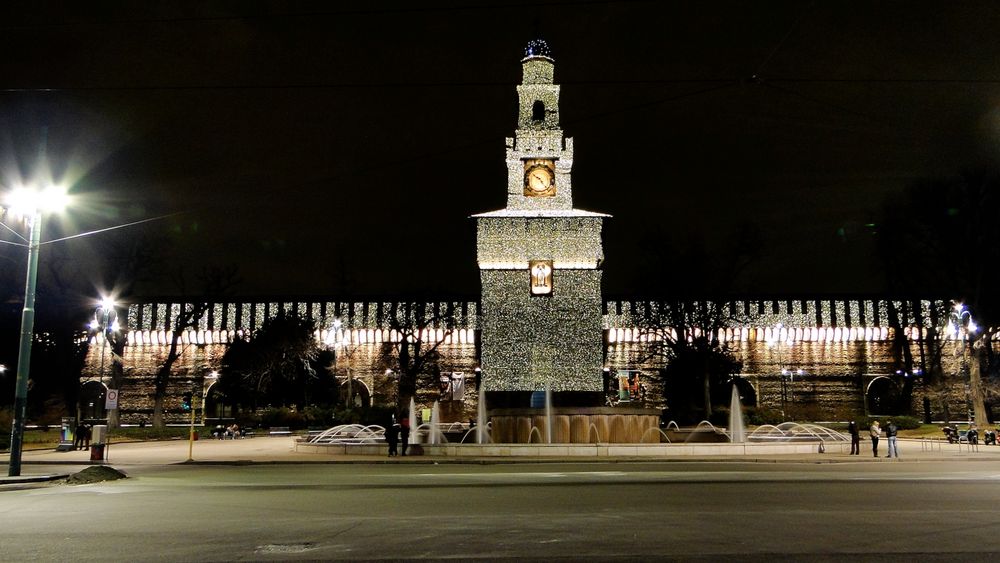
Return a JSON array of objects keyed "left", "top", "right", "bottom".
[
  {"left": 327, "top": 318, "right": 356, "bottom": 408},
  {"left": 766, "top": 323, "right": 791, "bottom": 420},
  {"left": 202, "top": 370, "right": 219, "bottom": 425},
  {"left": 3, "top": 183, "right": 69, "bottom": 477},
  {"left": 947, "top": 302, "right": 987, "bottom": 426},
  {"left": 89, "top": 297, "right": 120, "bottom": 388},
  {"left": 780, "top": 368, "right": 804, "bottom": 419}
]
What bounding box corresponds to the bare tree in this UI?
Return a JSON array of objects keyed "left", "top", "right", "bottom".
[
  {"left": 876, "top": 170, "right": 1000, "bottom": 424},
  {"left": 632, "top": 225, "right": 758, "bottom": 421},
  {"left": 151, "top": 266, "right": 239, "bottom": 428},
  {"left": 633, "top": 301, "right": 743, "bottom": 421},
  {"left": 380, "top": 302, "right": 457, "bottom": 416}
]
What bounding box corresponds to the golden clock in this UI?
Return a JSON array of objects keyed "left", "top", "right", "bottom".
[{"left": 523, "top": 159, "right": 556, "bottom": 197}]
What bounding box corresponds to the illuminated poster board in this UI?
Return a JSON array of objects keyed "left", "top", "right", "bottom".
[
  {"left": 616, "top": 370, "right": 643, "bottom": 402},
  {"left": 529, "top": 260, "right": 553, "bottom": 295}
]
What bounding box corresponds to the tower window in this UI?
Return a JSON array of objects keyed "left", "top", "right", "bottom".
[{"left": 531, "top": 100, "right": 545, "bottom": 122}]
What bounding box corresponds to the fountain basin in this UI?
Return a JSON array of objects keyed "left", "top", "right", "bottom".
[
  {"left": 294, "top": 441, "right": 830, "bottom": 457},
  {"left": 489, "top": 406, "right": 662, "bottom": 444}
]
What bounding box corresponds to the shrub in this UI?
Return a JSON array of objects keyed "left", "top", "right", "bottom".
[
  {"left": 259, "top": 407, "right": 307, "bottom": 430},
  {"left": 745, "top": 407, "right": 785, "bottom": 426},
  {"left": 0, "top": 409, "right": 11, "bottom": 450},
  {"left": 302, "top": 405, "right": 336, "bottom": 428},
  {"left": 885, "top": 415, "right": 921, "bottom": 430}
]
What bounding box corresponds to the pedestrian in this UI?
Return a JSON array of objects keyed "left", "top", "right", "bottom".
[
  {"left": 386, "top": 423, "right": 400, "bottom": 457},
  {"left": 848, "top": 420, "right": 860, "bottom": 455},
  {"left": 870, "top": 420, "right": 881, "bottom": 457},
  {"left": 400, "top": 416, "right": 410, "bottom": 456},
  {"left": 886, "top": 419, "right": 899, "bottom": 458},
  {"left": 74, "top": 421, "right": 88, "bottom": 451}
]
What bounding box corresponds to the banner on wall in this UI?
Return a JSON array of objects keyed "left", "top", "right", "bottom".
[
  {"left": 616, "top": 370, "right": 643, "bottom": 402},
  {"left": 451, "top": 373, "right": 465, "bottom": 401}
]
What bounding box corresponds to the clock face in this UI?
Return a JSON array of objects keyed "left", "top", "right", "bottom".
[{"left": 523, "top": 160, "right": 556, "bottom": 197}]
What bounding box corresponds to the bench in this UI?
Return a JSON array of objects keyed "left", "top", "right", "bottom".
[{"left": 268, "top": 426, "right": 292, "bottom": 436}]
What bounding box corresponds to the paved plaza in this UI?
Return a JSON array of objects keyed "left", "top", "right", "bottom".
[
  {"left": 2, "top": 438, "right": 1000, "bottom": 561},
  {"left": 3, "top": 435, "right": 1000, "bottom": 471}
]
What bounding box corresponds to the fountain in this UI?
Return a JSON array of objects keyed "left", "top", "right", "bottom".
[
  {"left": 476, "top": 384, "right": 489, "bottom": 444},
  {"left": 409, "top": 397, "right": 419, "bottom": 445},
  {"left": 729, "top": 384, "right": 746, "bottom": 443},
  {"left": 544, "top": 385, "right": 553, "bottom": 444},
  {"left": 429, "top": 400, "right": 441, "bottom": 445}
]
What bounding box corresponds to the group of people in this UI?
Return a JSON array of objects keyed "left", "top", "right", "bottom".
[
  {"left": 73, "top": 421, "right": 92, "bottom": 451},
  {"left": 847, "top": 419, "right": 899, "bottom": 458},
  {"left": 212, "top": 424, "right": 244, "bottom": 439},
  {"left": 385, "top": 416, "right": 411, "bottom": 457}
]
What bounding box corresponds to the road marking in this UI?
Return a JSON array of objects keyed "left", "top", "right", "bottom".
[{"left": 411, "top": 471, "right": 628, "bottom": 479}]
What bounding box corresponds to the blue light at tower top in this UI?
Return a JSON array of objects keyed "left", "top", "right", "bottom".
[{"left": 523, "top": 39, "right": 552, "bottom": 60}]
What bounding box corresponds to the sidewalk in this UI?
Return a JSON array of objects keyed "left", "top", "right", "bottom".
[{"left": 3, "top": 436, "right": 1000, "bottom": 484}]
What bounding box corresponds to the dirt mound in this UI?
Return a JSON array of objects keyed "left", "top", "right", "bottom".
[{"left": 66, "top": 466, "right": 128, "bottom": 485}]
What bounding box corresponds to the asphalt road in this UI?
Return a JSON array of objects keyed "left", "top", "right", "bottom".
[{"left": 2, "top": 461, "right": 1000, "bottom": 561}]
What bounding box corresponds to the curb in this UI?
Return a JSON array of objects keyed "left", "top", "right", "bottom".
[{"left": 0, "top": 473, "right": 70, "bottom": 485}]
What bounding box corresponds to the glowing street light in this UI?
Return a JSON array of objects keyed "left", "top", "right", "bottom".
[
  {"left": 3, "top": 183, "right": 69, "bottom": 476},
  {"left": 91, "top": 296, "right": 120, "bottom": 387},
  {"left": 948, "top": 302, "right": 988, "bottom": 426}
]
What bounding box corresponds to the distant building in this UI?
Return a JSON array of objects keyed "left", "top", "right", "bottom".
[{"left": 79, "top": 42, "right": 979, "bottom": 424}]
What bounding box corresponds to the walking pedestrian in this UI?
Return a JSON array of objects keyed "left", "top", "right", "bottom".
[
  {"left": 870, "top": 420, "right": 881, "bottom": 457},
  {"left": 886, "top": 419, "right": 899, "bottom": 458},
  {"left": 74, "top": 421, "right": 89, "bottom": 451},
  {"left": 400, "top": 416, "right": 410, "bottom": 456},
  {"left": 386, "top": 423, "right": 400, "bottom": 457},
  {"left": 848, "top": 420, "right": 860, "bottom": 455}
]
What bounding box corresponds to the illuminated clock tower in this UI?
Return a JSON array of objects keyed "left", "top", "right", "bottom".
[{"left": 474, "top": 40, "right": 609, "bottom": 402}]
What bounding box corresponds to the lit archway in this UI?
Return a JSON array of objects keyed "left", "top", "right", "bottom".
[
  {"left": 340, "top": 379, "right": 372, "bottom": 409},
  {"left": 79, "top": 380, "right": 108, "bottom": 422},
  {"left": 731, "top": 376, "right": 758, "bottom": 407},
  {"left": 866, "top": 376, "right": 900, "bottom": 415}
]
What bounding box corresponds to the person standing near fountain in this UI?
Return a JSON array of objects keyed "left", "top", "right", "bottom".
[
  {"left": 386, "top": 423, "right": 400, "bottom": 457},
  {"left": 400, "top": 416, "right": 410, "bottom": 456},
  {"left": 869, "top": 420, "right": 882, "bottom": 458},
  {"left": 885, "top": 419, "right": 898, "bottom": 458},
  {"left": 848, "top": 421, "right": 860, "bottom": 455}
]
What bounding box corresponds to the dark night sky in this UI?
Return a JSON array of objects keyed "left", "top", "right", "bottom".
[{"left": 3, "top": 1, "right": 1000, "bottom": 302}]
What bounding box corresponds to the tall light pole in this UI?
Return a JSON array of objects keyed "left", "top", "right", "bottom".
[
  {"left": 4, "top": 184, "right": 69, "bottom": 476},
  {"left": 948, "top": 302, "right": 988, "bottom": 426},
  {"left": 89, "top": 297, "right": 120, "bottom": 426},
  {"left": 327, "top": 319, "right": 357, "bottom": 408},
  {"left": 767, "top": 323, "right": 788, "bottom": 420}
]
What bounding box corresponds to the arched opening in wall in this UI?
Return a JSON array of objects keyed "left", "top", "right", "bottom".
[
  {"left": 731, "top": 376, "right": 757, "bottom": 407},
  {"left": 866, "top": 376, "right": 900, "bottom": 415},
  {"left": 531, "top": 100, "right": 545, "bottom": 122},
  {"left": 205, "top": 386, "right": 232, "bottom": 424},
  {"left": 79, "top": 381, "right": 108, "bottom": 423},
  {"left": 340, "top": 379, "right": 372, "bottom": 409}
]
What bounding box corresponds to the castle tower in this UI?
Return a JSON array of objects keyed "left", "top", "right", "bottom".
[{"left": 474, "top": 40, "right": 610, "bottom": 402}]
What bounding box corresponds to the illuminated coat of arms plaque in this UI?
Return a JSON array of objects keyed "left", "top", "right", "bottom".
[{"left": 529, "top": 260, "right": 553, "bottom": 295}]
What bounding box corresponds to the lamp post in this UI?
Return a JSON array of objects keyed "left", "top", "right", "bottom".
[
  {"left": 4, "top": 184, "right": 69, "bottom": 476},
  {"left": 88, "top": 297, "right": 120, "bottom": 426},
  {"left": 948, "top": 302, "right": 988, "bottom": 427},
  {"left": 780, "top": 368, "right": 804, "bottom": 419},
  {"left": 327, "top": 318, "right": 356, "bottom": 408},
  {"left": 767, "top": 323, "right": 788, "bottom": 420},
  {"left": 89, "top": 298, "right": 119, "bottom": 388},
  {"left": 203, "top": 370, "right": 218, "bottom": 426}
]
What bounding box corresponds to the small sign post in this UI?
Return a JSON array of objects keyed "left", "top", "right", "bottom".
[{"left": 104, "top": 389, "right": 119, "bottom": 410}]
